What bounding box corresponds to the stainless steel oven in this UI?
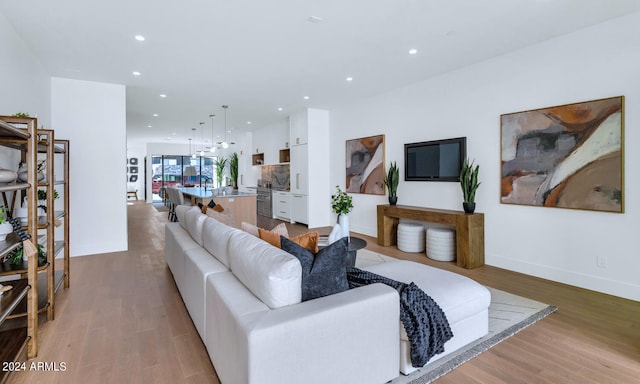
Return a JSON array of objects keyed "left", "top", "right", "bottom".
[{"left": 257, "top": 187, "right": 272, "bottom": 217}]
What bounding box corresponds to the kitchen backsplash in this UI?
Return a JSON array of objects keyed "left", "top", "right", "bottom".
[{"left": 260, "top": 164, "right": 290, "bottom": 190}]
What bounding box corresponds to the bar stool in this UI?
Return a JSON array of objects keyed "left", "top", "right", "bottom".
[{"left": 166, "top": 187, "right": 185, "bottom": 222}]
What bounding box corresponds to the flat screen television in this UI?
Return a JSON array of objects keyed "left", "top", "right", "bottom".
[{"left": 404, "top": 137, "right": 466, "bottom": 181}]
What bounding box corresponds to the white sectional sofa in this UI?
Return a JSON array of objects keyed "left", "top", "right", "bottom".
[
  {"left": 165, "top": 205, "right": 491, "bottom": 383},
  {"left": 166, "top": 206, "right": 400, "bottom": 384}
]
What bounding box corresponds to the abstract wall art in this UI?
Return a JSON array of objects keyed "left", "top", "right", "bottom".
[
  {"left": 345, "top": 134, "right": 385, "bottom": 195},
  {"left": 500, "top": 96, "right": 624, "bottom": 213}
]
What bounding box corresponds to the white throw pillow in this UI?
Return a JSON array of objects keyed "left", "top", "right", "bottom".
[
  {"left": 228, "top": 230, "right": 302, "bottom": 309},
  {"left": 202, "top": 217, "right": 240, "bottom": 268},
  {"left": 241, "top": 221, "right": 259, "bottom": 237},
  {"left": 185, "top": 206, "right": 208, "bottom": 246},
  {"left": 241, "top": 222, "right": 288, "bottom": 238}
]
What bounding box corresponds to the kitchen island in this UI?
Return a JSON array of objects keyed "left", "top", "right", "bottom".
[{"left": 179, "top": 187, "right": 257, "bottom": 226}]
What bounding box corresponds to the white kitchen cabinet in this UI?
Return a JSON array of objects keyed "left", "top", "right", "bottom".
[
  {"left": 287, "top": 108, "right": 330, "bottom": 228},
  {"left": 290, "top": 144, "right": 308, "bottom": 195},
  {"left": 289, "top": 110, "right": 308, "bottom": 145},
  {"left": 253, "top": 119, "right": 289, "bottom": 165},
  {"left": 273, "top": 190, "right": 291, "bottom": 220},
  {"left": 236, "top": 131, "right": 257, "bottom": 190},
  {"left": 291, "top": 193, "right": 308, "bottom": 224}
]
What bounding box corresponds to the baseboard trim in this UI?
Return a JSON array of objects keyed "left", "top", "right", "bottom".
[{"left": 487, "top": 253, "right": 640, "bottom": 302}]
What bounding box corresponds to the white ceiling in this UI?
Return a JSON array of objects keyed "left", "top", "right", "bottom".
[{"left": 1, "top": 0, "right": 638, "bottom": 147}]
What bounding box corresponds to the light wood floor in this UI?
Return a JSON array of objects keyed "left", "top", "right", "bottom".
[{"left": 7, "top": 202, "right": 640, "bottom": 383}]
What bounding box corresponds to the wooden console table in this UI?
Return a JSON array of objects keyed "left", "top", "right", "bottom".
[{"left": 377, "top": 205, "right": 484, "bottom": 269}]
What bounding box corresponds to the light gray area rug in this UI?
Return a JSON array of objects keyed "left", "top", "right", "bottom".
[
  {"left": 153, "top": 202, "right": 169, "bottom": 212},
  {"left": 355, "top": 250, "right": 558, "bottom": 384}
]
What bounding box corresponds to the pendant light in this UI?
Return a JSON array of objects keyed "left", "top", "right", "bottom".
[
  {"left": 191, "top": 128, "right": 196, "bottom": 158},
  {"left": 199, "top": 122, "right": 205, "bottom": 156},
  {"left": 209, "top": 114, "right": 217, "bottom": 153},
  {"left": 222, "top": 105, "right": 229, "bottom": 149}
]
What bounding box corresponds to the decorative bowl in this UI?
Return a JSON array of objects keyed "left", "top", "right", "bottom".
[
  {"left": 0, "top": 169, "right": 17, "bottom": 184},
  {"left": 17, "top": 171, "right": 45, "bottom": 182}
]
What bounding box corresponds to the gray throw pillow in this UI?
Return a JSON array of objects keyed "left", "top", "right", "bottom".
[{"left": 280, "top": 236, "right": 349, "bottom": 301}]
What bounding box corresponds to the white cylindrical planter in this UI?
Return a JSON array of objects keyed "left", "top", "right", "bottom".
[
  {"left": 397, "top": 223, "right": 425, "bottom": 253},
  {"left": 426, "top": 227, "right": 456, "bottom": 261},
  {"left": 338, "top": 214, "right": 350, "bottom": 239}
]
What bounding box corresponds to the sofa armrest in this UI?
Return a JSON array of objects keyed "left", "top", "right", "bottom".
[{"left": 242, "top": 283, "right": 400, "bottom": 384}]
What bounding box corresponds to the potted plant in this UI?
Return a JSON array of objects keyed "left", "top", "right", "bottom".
[
  {"left": 213, "top": 157, "right": 228, "bottom": 189},
  {"left": 0, "top": 206, "right": 13, "bottom": 242},
  {"left": 384, "top": 161, "right": 399, "bottom": 205},
  {"left": 459, "top": 158, "right": 480, "bottom": 213},
  {"left": 4, "top": 243, "right": 47, "bottom": 270},
  {"left": 229, "top": 152, "right": 239, "bottom": 189},
  {"left": 37, "top": 188, "right": 60, "bottom": 214},
  {"left": 331, "top": 185, "right": 353, "bottom": 239}
]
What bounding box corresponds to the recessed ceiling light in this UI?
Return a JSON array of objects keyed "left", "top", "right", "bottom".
[
  {"left": 247, "top": 121, "right": 252, "bottom": 125},
  {"left": 408, "top": 49, "right": 418, "bottom": 55},
  {"left": 135, "top": 35, "right": 146, "bottom": 41},
  {"left": 152, "top": 113, "right": 159, "bottom": 117},
  {"left": 307, "top": 16, "right": 323, "bottom": 23},
  {"left": 147, "top": 125, "right": 152, "bottom": 128},
  {"left": 172, "top": 132, "right": 177, "bottom": 136},
  {"left": 132, "top": 71, "right": 141, "bottom": 76},
  {"left": 346, "top": 77, "right": 353, "bottom": 82},
  {"left": 277, "top": 107, "right": 283, "bottom": 111},
  {"left": 303, "top": 96, "right": 310, "bottom": 100},
  {"left": 159, "top": 94, "right": 167, "bottom": 98}
]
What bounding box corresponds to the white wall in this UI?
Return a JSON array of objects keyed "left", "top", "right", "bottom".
[
  {"left": 0, "top": 13, "right": 50, "bottom": 171},
  {"left": 330, "top": 13, "right": 640, "bottom": 301},
  {"left": 51, "top": 77, "right": 128, "bottom": 256}
]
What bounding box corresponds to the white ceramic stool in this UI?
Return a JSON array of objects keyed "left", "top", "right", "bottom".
[
  {"left": 426, "top": 227, "right": 456, "bottom": 261},
  {"left": 397, "top": 223, "right": 425, "bottom": 253}
]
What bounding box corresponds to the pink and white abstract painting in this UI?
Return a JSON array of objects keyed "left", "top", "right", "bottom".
[
  {"left": 500, "top": 96, "right": 624, "bottom": 213},
  {"left": 345, "top": 134, "right": 385, "bottom": 195}
]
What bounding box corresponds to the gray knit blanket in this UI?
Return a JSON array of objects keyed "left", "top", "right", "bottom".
[{"left": 346, "top": 267, "right": 453, "bottom": 367}]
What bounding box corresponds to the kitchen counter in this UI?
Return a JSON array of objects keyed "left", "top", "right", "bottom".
[
  {"left": 179, "top": 187, "right": 257, "bottom": 226},
  {"left": 179, "top": 187, "right": 257, "bottom": 198}
]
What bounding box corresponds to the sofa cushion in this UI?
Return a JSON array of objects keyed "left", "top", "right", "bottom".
[
  {"left": 202, "top": 216, "right": 239, "bottom": 268},
  {"left": 228, "top": 230, "right": 302, "bottom": 309},
  {"left": 185, "top": 206, "right": 208, "bottom": 246},
  {"left": 258, "top": 227, "right": 283, "bottom": 247},
  {"left": 280, "top": 236, "right": 349, "bottom": 301},
  {"left": 259, "top": 229, "right": 319, "bottom": 250},
  {"left": 290, "top": 231, "right": 319, "bottom": 253},
  {"left": 176, "top": 205, "right": 191, "bottom": 228},
  {"left": 165, "top": 222, "right": 200, "bottom": 295},
  {"left": 242, "top": 222, "right": 288, "bottom": 238},
  {"left": 363, "top": 260, "right": 491, "bottom": 326},
  {"left": 241, "top": 221, "right": 260, "bottom": 236}
]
